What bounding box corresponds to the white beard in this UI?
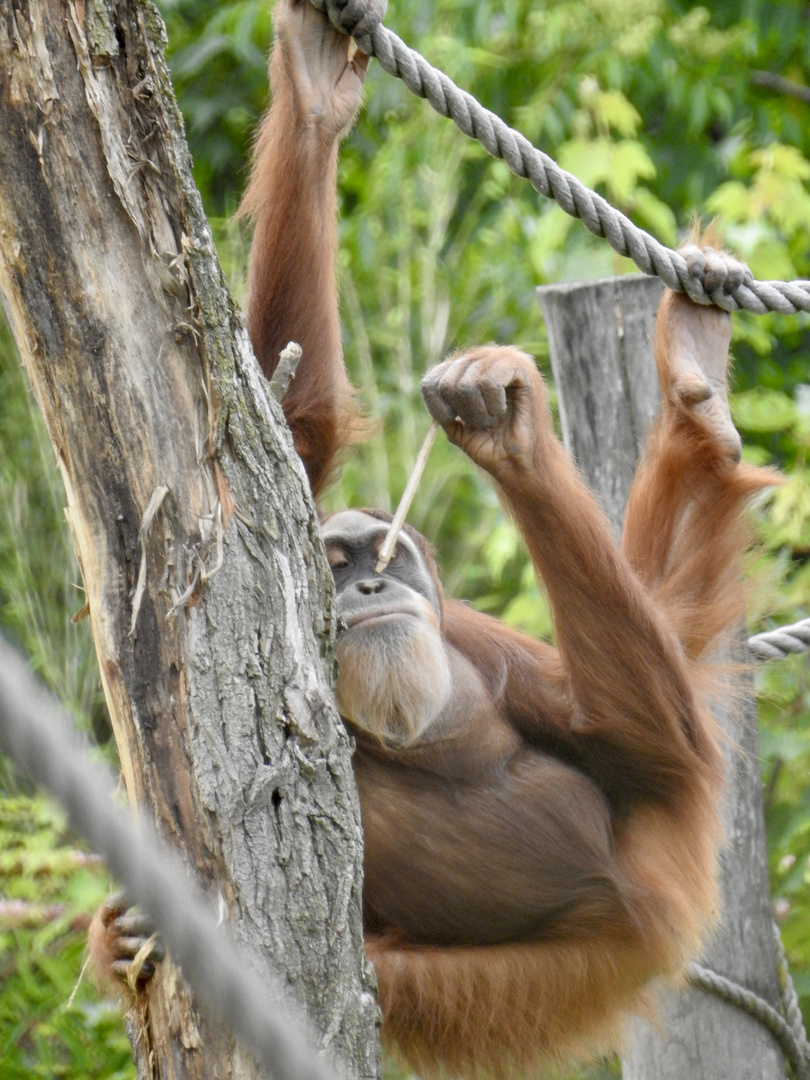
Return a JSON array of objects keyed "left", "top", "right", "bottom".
[{"left": 335, "top": 612, "right": 452, "bottom": 746}]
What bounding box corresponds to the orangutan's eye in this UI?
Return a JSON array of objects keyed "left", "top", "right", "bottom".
[{"left": 327, "top": 545, "right": 350, "bottom": 571}]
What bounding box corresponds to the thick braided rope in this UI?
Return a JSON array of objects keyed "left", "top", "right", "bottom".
[
  {"left": 0, "top": 638, "right": 337, "bottom": 1080},
  {"left": 688, "top": 960, "right": 810, "bottom": 1078},
  {"left": 749, "top": 617, "right": 810, "bottom": 660},
  {"left": 313, "top": 0, "right": 810, "bottom": 315},
  {"left": 774, "top": 924, "right": 810, "bottom": 1080},
  {"left": 775, "top": 923, "right": 810, "bottom": 1063}
]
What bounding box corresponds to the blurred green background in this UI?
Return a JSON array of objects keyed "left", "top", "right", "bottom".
[{"left": 3, "top": 1, "right": 810, "bottom": 1076}]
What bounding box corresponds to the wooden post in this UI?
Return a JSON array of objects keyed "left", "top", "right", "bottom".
[{"left": 537, "top": 276, "right": 787, "bottom": 1079}]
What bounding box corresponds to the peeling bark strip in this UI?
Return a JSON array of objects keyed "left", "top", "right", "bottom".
[{"left": 0, "top": 4, "right": 379, "bottom": 1079}]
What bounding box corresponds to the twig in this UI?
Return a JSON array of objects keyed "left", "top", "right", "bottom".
[
  {"left": 751, "top": 70, "right": 810, "bottom": 105},
  {"left": 269, "top": 342, "right": 303, "bottom": 402},
  {"left": 126, "top": 931, "right": 161, "bottom": 992},
  {"left": 375, "top": 420, "right": 439, "bottom": 573}
]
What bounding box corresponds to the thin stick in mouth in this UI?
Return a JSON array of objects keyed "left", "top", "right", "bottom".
[{"left": 375, "top": 419, "right": 440, "bottom": 573}]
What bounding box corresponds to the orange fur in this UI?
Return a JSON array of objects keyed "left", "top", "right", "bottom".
[
  {"left": 236, "top": 7, "right": 778, "bottom": 1076},
  {"left": 238, "top": 33, "right": 362, "bottom": 499},
  {"left": 624, "top": 289, "right": 777, "bottom": 663},
  {"left": 367, "top": 933, "right": 661, "bottom": 1080},
  {"left": 353, "top": 321, "right": 744, "bottom": 1073}
]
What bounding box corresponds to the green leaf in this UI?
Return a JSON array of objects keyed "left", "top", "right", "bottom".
[
  {"left": 706, "top": 181, "right": 752, "bottom": 223},
  {"left": 558, "top": 137, "right": 614, "bottom": 189},
  {"left": 731, "top": 388, "right": 798, "bottom": 433},
  {"left": 630, "top": 187, "right": 677, "bottom": 246},
  {"left": 501, "top": 586, "right": 553, "bottom": 639},
  {"left": 767, "top": 472, "right": 810, "bottom": 549},
  {"left": 746, "top": 239, "right": 798, "bottom": 284},
  {"left": 751, "top": 143, "right": 810, "bottom": 183},
  {"left": 607, "top": 141, "right": 656, "bottom": 203},
  {"left": 592, "top": 89, "right": 642, "bottom": 137}
]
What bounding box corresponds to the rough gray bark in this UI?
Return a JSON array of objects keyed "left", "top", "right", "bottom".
[
  {"left": 537, "top": 276, "right": 787, "bottom": 1079},
  {"left": 0, "top": 4, "right": 379, "bottom": 1080}
]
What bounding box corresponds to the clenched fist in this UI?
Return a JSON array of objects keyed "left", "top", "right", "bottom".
[{"left": 421, "top": 346, "right": 549, "bottom": 478}]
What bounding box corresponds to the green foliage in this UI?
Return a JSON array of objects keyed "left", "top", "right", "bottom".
[
  {"left": 0, "top": 320, "right": 107, "bottom": 753},
  {"left": 157, "top": 0, "right": 272, "bottom": 211},
  {"left": 0, "top": 795, "right": 132, "bottom": 1079},
  {"left": 0, "top": 274, "right": 121, "bottom": 1072}
]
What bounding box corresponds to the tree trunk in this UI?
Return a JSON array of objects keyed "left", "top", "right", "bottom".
[
  {"left": 0, "top": 4, "right": 379, "bottom": 1079},
  {"left": 537, "top": 276, "right": 786, "bottom": 1078}
]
